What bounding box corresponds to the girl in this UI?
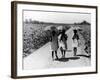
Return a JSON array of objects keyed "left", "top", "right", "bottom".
[
  {"left": 50, "top": 27, "right": 59, "bottom": 60},
  {"left": 72, "top": 29, "right": 79, "bottom": 56},
  {"left": 59, "top": 29, "right": 68, "bottom": 58}
]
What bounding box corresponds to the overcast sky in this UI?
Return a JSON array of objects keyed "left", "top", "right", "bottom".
[{"left": 23, "top": 10, "right": 91, "bottom": 24}]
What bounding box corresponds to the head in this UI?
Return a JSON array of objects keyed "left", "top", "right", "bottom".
[
  {"left": 73, "top": 29, "right": 77, "bottom": 34},
  {"left": 52, "top": 30, "right": 56, "bottom": 36},
  {"left": 51, "top": 26, "right": 57, "bottom": 36},
  {"left": 51, "top": 26, "right": 56, "bottom": 30},
  {"left": 62, "top": 29, "right": 66, "bottom": 34}
]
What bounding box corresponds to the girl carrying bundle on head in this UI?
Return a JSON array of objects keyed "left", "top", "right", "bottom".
[
  {"left": 72, "top": 29, "right": 79, "bottom": 56},
  {"left": 58, "top": 29, "right": 68, "bottom": 58}
]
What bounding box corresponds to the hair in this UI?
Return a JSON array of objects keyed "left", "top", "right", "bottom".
[
  {"left": 62, "top": 29, "right": 66, "bottom": 34},
  {"left": 72, "top": 33, "right": 79, "bottom": 40},
  {"left": 73, "top": 29, "right": 77, "bottom": 34},
  {"left": 60, "top": 29, "right": 67, "bottom": 41},
  {"left": 52, "top": 30, "right": 56, "bottom": 36}
]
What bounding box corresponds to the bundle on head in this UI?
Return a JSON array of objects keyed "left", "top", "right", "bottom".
[{"left": 51, "top": 26, "right": 56, "bottom": 30}]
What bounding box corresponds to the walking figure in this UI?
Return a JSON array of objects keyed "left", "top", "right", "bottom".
[
  {"left": 72, "top": 29, "right": 79, "bottom": 56},
  {"left": 84, "top": 40, "right": 90, "bottom": 54},
  {"left": 50, "top": 26, "right": 59, "bottom": 60},
  {"left": 59, "top": 29, "right": 68, "bottom": 58}
]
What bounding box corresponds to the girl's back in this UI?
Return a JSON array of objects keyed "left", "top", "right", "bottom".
[{"left": 72, "top": 34, "right": 79, "bottom": 40}]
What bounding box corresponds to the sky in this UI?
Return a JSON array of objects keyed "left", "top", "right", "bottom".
[{"left": 23, "top": 10, "right": 91, "bottom": 24}]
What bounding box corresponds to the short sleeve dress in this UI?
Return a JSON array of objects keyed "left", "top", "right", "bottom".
[{"left": 51, "top": 31, "right": 59, "bottom": 51}]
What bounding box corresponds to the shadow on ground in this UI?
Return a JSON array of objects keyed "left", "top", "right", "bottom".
[
  {"left": 55, "top": 56, "right": 80, "bottom": 62},
  {"left": 76, "top": 54, "right": 91, "bottom": 58}
]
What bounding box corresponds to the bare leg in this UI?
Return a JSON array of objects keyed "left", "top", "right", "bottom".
[
  {"left": 60, "top": 47, "right": 63, "bottom": 58},
  {"left": 52, "top": 51, "right": 54, "bottom": 60},
  {"left": 73, "top": 47, "right": 77, "bottom": 56},
  {"left": 55, "top": 51, "right": 58, "bottom": 59},
  {"left": 63, "top": 50, "right": 66, "bottom": 58}
]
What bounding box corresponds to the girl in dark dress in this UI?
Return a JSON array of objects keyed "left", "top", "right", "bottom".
[{"left": 50, "top": 27, "right": 59, "bottom": 60}]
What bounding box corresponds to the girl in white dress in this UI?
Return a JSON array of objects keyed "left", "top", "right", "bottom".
[
  {"left": 58, "top": 29, "right": 68, "bottom": 58},
  {"left": 72, "top": 29, "right": 79, "bottom": 56}
]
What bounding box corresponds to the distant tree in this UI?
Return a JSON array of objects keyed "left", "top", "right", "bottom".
[
  {"left": 74, "top": 23, "right": 77, "bottom": 25},
  {"left": 80, "top": 20, "right": 90, "bottom": 25},
  {"left": 29, "top": 19, "right": 33, "bottom": 23},
  {"left": 33, "top": 20, "right": 40, "bottom": 24}
]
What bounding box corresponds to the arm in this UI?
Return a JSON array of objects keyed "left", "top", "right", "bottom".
[{"left": 49, "top": 36, "right": 52, "bottom": 42}]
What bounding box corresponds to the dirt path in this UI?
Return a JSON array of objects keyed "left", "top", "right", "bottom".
[{"left": 23, "top": 26, "right": 91, "bottom": 70}]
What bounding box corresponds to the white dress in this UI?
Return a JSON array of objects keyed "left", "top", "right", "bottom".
[
  {"left": 59, "top": 41, "right": 66, "bottom": 50},
  {"left": 72, "top": 39, "right": 78, "bottom": 48},
  {"left": 58, "top": 34, "right": 67, "bottom": 50}
]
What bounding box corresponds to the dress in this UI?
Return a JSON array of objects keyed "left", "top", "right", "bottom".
[
  {"left": 51, "top": 32, "right": 59, "bottom": 51},
  {"left": 72, "top": 33, "right": 79, "bottom": 48},
  {"left": 58, "top": 34, "right": 67, "bottom": 50},
  {"left": 72, "top": 39, "right": 78, "bottom": 48}
]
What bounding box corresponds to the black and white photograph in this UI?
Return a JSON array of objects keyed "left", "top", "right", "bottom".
[
  {"left": 11, "top": 1, "right": 97, "bottom": 78},
  {"left": 23, "top": 10, "right": 91, "bottom": 70}
]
